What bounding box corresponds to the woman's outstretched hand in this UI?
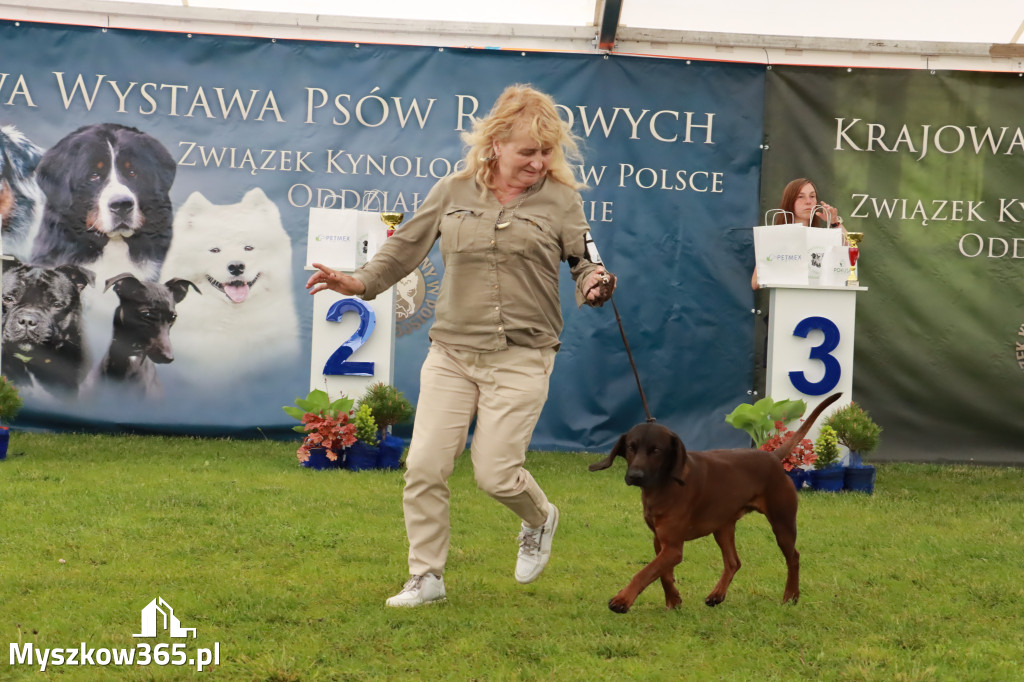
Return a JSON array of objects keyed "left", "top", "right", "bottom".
[{"left": 306, "top": 263, "right": 366, "bottom": 296}]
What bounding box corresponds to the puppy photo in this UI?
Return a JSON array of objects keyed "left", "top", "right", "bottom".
[
  {"left": 29, "top": 122, "right": 176, "bottom": 284},
  {"left": 589, "top": 392, "right": 842, "bottom": 613},
  {"left": 81, "top": 273, "right": 199, "bottom": 400},
  {"left": 1, "top": 259, "right": 95, "bottom": 396},
  {"left": 159, "top": 187, "right": 301, "bottom": 386},
  {"left": 0, "top": 124, "right": 45, "bottom": 261}
]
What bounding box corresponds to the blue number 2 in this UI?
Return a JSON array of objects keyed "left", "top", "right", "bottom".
[
  {"left": 788, "top": 315, "right": 841, "bottom": 395},
  {"left": 323, "top": 298, "right": 376, "bottom": 376}
]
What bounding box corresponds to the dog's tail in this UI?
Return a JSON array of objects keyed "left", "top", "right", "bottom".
[{"left": 770, "top": 392, "right": 842, "bottom": 461}]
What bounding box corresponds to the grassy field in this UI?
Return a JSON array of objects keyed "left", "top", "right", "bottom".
[{"left": 1, "top": 432, "right": 1022, "bottom": 681}]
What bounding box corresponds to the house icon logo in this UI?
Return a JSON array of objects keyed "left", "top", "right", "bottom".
[{"left": 132, "top": 597, "right": 197, "bottom": 639}]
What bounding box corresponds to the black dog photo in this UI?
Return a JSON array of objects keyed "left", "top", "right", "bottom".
[
  {"left": 82, "top": 272, "right": 199, "bottom": 400},
  {"left": 1, "top": 259, "right": 95, "bottom": 396}
]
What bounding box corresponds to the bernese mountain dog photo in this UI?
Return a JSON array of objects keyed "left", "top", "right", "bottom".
[{"left": 29, "top": 122, "right": 176, "bottom": 284}]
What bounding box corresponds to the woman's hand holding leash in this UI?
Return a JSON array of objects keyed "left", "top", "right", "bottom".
[
  {"left": 306, "top": 262, "right": 366, "bottom": 296},
  {"left": 584, "top": 267, "right": 617, "bottom": 307}
]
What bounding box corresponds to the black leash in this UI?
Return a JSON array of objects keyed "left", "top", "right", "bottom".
[{"left": 610, "top": 295, "right": 655, "bottom": 424}]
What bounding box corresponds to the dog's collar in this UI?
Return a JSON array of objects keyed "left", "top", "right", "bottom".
[{"left": 12, "top": 352, "right": 32, "bottom": 363}]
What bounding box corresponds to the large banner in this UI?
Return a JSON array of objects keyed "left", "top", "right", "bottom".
[
  {"left": 763, "top": 66, "right": 1024, "bottom": 463},
  {"left": 0, "top": 21, "right": 764, "bottom": 451}
]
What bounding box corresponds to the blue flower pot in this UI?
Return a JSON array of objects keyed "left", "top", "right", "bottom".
[
  {"left": 808, "top": 466, "right": 844, "bottom": 492},
  {"left": 344, "top": 441, "right": 379, "bottom": 472},
  {"left": 785, "top": 468, "right": 807, "bottom": 491},
  {"left": 303, "top": 447, "right": 342, "bottom": 470},
  {"left": 376, "top": 434, "right": 405, "bottom": 470},
  {"left": 844, "top": 465, "right": 876, "bottom": 494}
]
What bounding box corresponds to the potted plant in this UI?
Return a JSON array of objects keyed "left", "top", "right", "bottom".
[
  {"left": 762, "top": 421, "right": 817, "bottom": 486},
  {"left": 356, "top": 382, "right": 414, "bottom": 470},
  {"left": 0, "top": 376, "right": 22, "bottom": 460},
  {"left": 345, "top": 403, "right": 381, "bottom": 472},
  {"left": 808, "top": 424, "right": 844, "bottom": 492},
  {"left": 724, "top": 395, "right": 807, "bottom": 448},
  {"left": 822, "top": 401, "right": 882, "bottom": 493},
  {"left": 726, "top": 396, "right": 816, "bottom": 489},
  {"left": 282, "top": 389, "right": 358, "bottom": 469}
]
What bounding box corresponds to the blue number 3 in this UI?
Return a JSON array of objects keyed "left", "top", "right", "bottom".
[
  {"left": 788, "top": 315, "right": 841, "bottom": 395},
  {"left": 323, "top": 298, "right": 376, "bottom": 376}
]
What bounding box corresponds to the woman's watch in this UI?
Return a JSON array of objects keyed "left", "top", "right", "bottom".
[{"left": 830, "top": 216, "right": 844, "bottom": 228}]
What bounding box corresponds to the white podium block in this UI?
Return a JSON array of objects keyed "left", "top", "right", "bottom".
[
  {"left": 765, "top": 283, "right": 867, "bottom": 445},
  {"left": 306, "top": 207, "right": 396, "bottom": 401}
]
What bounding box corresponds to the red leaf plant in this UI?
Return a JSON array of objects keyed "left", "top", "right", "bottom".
[{"left": 297, "top": 412, "right": 357, "bottom": 463}]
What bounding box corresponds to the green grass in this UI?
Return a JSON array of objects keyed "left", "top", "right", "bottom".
[{"left": 1, "top": 433, "right": 1022, "bottom": 681}]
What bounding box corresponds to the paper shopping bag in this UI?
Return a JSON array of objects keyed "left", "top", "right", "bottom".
[
  {"left": 356, "top": 211, "right": 389, "bottom": 268},
  {"left": 805, "top": 227, "right": 845, "bottom": 285},
  {"left": 753, "top": 223, "right": 810, "bottom": 286},
  {"left": 307, "top": 207, "right": 360, "bottom": 272},
  {"left": 819, "top": 245, "right": 852, "bottom": 286}
]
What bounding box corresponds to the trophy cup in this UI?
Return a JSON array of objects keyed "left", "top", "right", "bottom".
[
  {"left": 380, "top": 211, "right": 404, "bottom": 237},
  {"left": 845, "top": 232, "right": 864, "bottom": 286}
]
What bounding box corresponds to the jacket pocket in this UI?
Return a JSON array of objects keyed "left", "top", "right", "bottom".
[
  {"left": 439, "top": 207, "right": 482, "bottom": 253},
  {"left": 504, "top": 214, "right": 559, "bottom": 262}
]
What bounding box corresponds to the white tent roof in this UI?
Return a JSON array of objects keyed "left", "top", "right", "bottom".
[
  {"left": 4, "top": 0, "right": 1024, "bottom": 71},
  {"left": 98, "top": 0, "right": 1024, "bottom": 44}
]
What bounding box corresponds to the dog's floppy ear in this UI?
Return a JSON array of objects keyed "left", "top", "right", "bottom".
[
  {"left": 104, "top": 272, "right": 141, "bottom": 294},
  {"left": 117, "top": 125, "right": 177, "bottom": 192},
  {"left": 589, "top": 433, "right": 626, "bottom": 472},
  {"left": 164, "top": 278, "right": 201, "bottom": 303},
  {"left": 36, "top": 129, "right": 89, "bottom": 212},
  {"left": 56, "top": 264, "right": 95, "bottom": 291},
  {"left": 669, "top": 432, "right": 688, "bottom": 484}
]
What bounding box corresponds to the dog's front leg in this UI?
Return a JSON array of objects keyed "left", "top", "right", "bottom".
[
  {"left": 653, "top": 535, "right": 682, "bottom": 610},
  {"left": 609, "top": 532, "right": 683, "bottom": 614}
]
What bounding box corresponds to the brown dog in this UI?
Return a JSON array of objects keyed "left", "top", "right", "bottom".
[{"left": 589, "top": 392, "right": 842, "bottom": 613}]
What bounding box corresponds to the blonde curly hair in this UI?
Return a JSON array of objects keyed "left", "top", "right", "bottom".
[{"left": 457, "top": 83, "right": 585, "bottom": 191}]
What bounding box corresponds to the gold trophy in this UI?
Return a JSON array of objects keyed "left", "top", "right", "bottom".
[
  {"left": 380, "top": 211, "right": 404, "bottom": 237},
  {"left": 845, "top": 232, "right": 864, "bottom": 286}
]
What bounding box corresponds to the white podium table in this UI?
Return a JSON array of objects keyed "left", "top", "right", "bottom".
[{"left": 765, "top": 283, "right": 867, "bottom": 444}]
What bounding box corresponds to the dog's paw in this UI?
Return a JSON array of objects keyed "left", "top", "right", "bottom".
[
  {"left": 704, "top": 595, "right": 725, "bottom": 607},
  {"left": 608, "top": 597, "right": 631, "bottom": 614},
  {"left": 665, "top": 595, "right": 682, "bottom": 610}
]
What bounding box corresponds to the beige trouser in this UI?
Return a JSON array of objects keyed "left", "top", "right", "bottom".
[{"left": 402, "top": 342, "right": 556, "bottom": 577}]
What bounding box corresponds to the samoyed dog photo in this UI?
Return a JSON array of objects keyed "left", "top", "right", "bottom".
[{"left": 159, "top": 187, "right": 301, "bottom": 391}]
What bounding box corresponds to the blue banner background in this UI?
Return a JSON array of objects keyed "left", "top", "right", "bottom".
[{"left": 0, "top": 21, "right": 764, "bottom": 451}]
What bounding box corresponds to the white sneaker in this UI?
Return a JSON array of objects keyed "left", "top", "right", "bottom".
[
  {"left": 515, "top": 504, "right": 559, "bottom": 584},
  {"left": 385, "top": 574, "right": 446, "bottom": 607}
]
